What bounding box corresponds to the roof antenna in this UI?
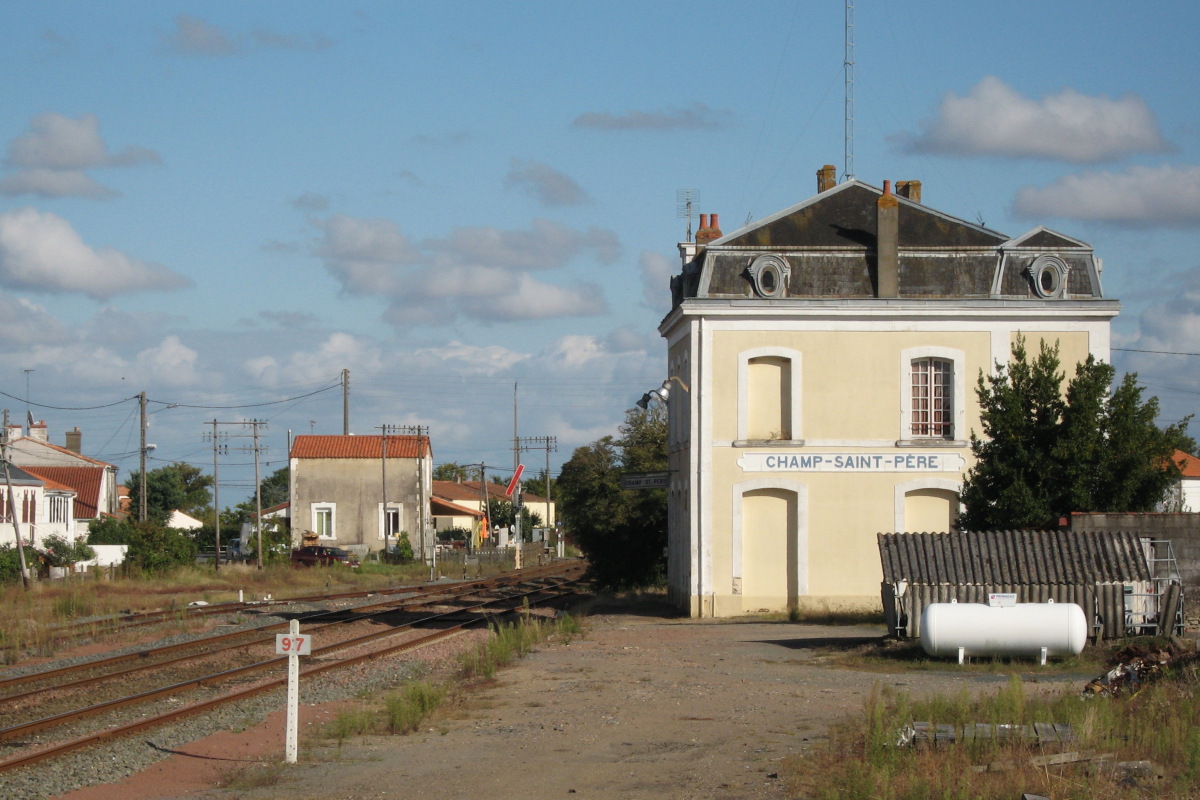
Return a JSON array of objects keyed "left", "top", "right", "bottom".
[
  {"left": 676, "top": 189, "right": 699, "bottom": 241},
  {"left": 842, "top": 0, "right": 855, "bottom": 181}
]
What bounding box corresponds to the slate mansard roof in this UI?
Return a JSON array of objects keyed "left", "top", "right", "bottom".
[{"left": 672, "top": 180, "right": 1109, "bottom": 306}]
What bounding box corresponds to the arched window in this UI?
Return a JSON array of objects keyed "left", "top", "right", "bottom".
[
  {"left": 910, "top": 357, "right": 954, "bottom": 439},
  {"left": 737, "top": 348, "right": 802, "bottom": 442},
  {"left": 900, "top": 347, "right": 965, "bottom": 443}
]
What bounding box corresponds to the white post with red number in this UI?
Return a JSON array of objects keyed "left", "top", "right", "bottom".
[{"left": 276, "top": 619, "right": 311, "bottom": 763}]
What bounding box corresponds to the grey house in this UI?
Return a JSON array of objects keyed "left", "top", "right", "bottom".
[{"left": 289, "top": 434, "right": 432, "bottom": 560}]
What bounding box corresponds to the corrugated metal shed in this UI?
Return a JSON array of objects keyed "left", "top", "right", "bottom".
[
  {"left": 877, "top": 530, "right": 1156, "bottom": 640},
  {"left": 878, "top": 530, "right": 1151, "bottom": 586}
]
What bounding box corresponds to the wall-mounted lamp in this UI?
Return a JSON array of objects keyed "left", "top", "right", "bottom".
[{"left": 636, "top": 376, "right": 689, "bottom": 409}]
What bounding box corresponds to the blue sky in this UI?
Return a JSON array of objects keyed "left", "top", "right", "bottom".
[{"left": 1, "top": 1, "right": 1199, "bottom": 499}]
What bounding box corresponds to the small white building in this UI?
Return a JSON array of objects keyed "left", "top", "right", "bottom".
[{"left": 0, "top": 464, "right": 77, "bottom": 546}]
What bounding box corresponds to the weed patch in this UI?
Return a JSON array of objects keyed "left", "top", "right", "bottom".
[{"left": 787, "top": 653, "right": 1200, "bottom": 799}]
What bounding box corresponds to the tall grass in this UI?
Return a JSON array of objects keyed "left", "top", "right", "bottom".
[
  {"left": 322, "top": 612, "right": 583, "bottom": 747},
  {"left": 789, "top": 658, "right": 1200, "bottom": 800}
]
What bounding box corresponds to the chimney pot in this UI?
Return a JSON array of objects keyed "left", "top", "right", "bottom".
[
  {"left": 876, "top": 180, "right": 900, "bottom": 297},
  {"left": 896, "top": 180, "right": 922, "bottom": 203},
  {"left": 817, "top": 164, "right": 837, "bottom": 193},
  {"left": 709, "top": 213, "right": 721, "bottom": 237}
]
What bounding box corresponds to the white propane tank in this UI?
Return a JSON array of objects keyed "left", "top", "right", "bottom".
[{"left": 920, "top": 601, "right": 1087, "bottom": 660}]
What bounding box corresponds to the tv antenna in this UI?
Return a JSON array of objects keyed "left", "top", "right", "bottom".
[
  {"left": 843, "top": 0, "right": 855, "bottom": 181},
  {"left": 676, "top": 189, "right": 699, "bottom": 242}
]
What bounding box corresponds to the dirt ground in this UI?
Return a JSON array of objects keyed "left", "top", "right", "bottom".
[{"left": 54, "top": 602, "right": 1084, "bottom": 800}]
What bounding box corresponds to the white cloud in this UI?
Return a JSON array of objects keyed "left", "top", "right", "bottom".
[
  {"left": 0, "top": 208, "right": 192, "bottom": 298},
  {"left": 463, "top": 274, "right": 606, "bottom": 321},
  {"left": 903, "top": 76, "right": 1172, "bottom": 162},
  {"left": 291, "top": 192, "right": 330, "bottom": 212},
  {"left": 2, "top": 113, "right": 161, "bottom": 198},
  {"left": 165, "top": 14, "right": 333, "bottom": 56},
  {"left": 572, "top": 103, "right": 730, "bottom": 131},
  {"left": 165, "top": 14, "right": 239, "bottom": 56},
  {"left": 136, "top": 336, "right": 202, "bottom": 386},
  {"left": 504, "top": 159, "right": 589, "bottom": 207},
  {"left": 0, "top": 168, "right": 114, "bottom": 198},
  {"left": 0, "top": 296, "right": 71, "bottom": 346},
  {"left": 428, "top": 219, "right": 619, "bottom": 271},
  {"left": 245, "top": 332, "right": 385, "bottom": 387},
  {"left": 1013, "top": 164, "right": 1200, "bottom": 226},
  {"left": 314, "top": 215, "right": 617, "bottom": 327},
  {"left": 638, "top": 250, "right": 675, "bottom": 311}
]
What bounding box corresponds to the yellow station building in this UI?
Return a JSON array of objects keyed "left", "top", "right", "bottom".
[{"left": 658, "top": 168, "right": 1118, "bottom": 617}]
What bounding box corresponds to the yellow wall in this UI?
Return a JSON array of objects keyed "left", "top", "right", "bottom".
[{"left": 676, "top": 324, "right": 1100, "bottom": 616}]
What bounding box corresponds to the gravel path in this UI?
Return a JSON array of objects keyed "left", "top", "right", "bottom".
[{"left": 34, "top": 597, "right": 1085, "bottom": 800}]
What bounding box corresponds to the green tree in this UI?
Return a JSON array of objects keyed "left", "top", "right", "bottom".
[
  {"left": 125, "top": 464, "right": 191, "bottom": 525},
  {"left": 231, "top": 466, "right": 289, "bottom": 524},
  {"left": 88, "top": 516, "right": 135, "bottom": 544},
  {"left": 960, "top": 338, "right": 1193, "bottom": 530},
  {"left": 558, "top": 404, "right": 667, "bottom": 589},
  {"left": 124, "top": 520, "right": 198, "bottom": 573},
  {"left": 433, "top": 462, "right": 479, "bottom": 482}
]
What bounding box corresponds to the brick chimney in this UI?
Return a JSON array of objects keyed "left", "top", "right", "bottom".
[
  {"left": 876, "top": 181, "right": 899, "bottom": 298},
  {"left": 896, "top": 180, "right": 922, "bottom": 203},
  {"left": 65, "top": 426, "right": 82, "bottom": 454},
  {"left": 696, "top": 213, "right": 722, "bottom": 245},
  {"left": 817, "top": 164, "right": 837, "bottom": 193},
  {"left": 29, "top": 420, "right": 48, "bottom": 442}
]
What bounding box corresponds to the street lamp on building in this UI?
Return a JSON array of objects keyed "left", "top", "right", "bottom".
[{"left": 636, "top": 376, "right": 689, "bottom": 409}]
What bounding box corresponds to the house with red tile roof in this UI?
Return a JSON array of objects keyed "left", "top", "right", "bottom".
[
  {"left": 289, "top": 434, "right": 432, "bottom": 559},
  {"left": 4, "top": 422, "right": 118, "bottom": 529},
  {"left": 0, "top": 464, "right": 78, "bottom": 546},
  {"left": 432, "top": 479, "right": 555, "bottom": 528},
  {"left": 1172, "top": 450, "right": 1200, "bottom": 511}
]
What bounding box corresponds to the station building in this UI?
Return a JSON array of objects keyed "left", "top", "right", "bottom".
[{"left": 658, "top": 167, "right": 1117, "bottom": 617}]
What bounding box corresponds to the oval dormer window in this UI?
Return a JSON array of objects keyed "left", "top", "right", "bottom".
[
  {"left": 748, "top": 254, "right": 789, "bottom": 299},
  {"left": 1027, "top": 255, "right": 1070, "bottom": 299}
]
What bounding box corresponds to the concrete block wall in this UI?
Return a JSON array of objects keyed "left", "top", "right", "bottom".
[{"left": 1068, "top": 512, "right": 1200, "bottom": 629}]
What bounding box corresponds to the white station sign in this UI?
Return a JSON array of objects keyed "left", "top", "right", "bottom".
[{"left": 738, "top": 452, "right": 965, "bottom": 473}]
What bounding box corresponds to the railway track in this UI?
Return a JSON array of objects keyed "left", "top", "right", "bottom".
[
  {"left": 40, "top": 564, "right": 536, "bottom": 647},
  {"left": 0, "top": 560, "right": 586, "bottom": 777}
]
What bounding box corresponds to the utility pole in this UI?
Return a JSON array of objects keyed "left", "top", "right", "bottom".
[
  {"left": 342, "top": 368, "right": 350, "bottom": 435},
  {"left": 1, "top": 410, "right": 31, "bottom": 591},
  {"left": 207, "top": 420, "right": 228, "bottom": 570},
  {"left": 252, "top": 420, "right": 264, "bottom": 569},
  {"left": 477, "top": 462, "right": 488, "bottom": 551},
  {"left": 516, "top": 436, "right": 557, "bottom": 533},
  {"left": 204, "top": 421, "right": 267, "bottom": 567},
  {"left": 377, "top": 424, "right": 401, "bottom": 559},
  {"left": 139, "top": 391, "right": 147, "bottom": 522}
]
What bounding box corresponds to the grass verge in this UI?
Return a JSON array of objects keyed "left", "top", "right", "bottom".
[
  {"left": 322, "top": 612, "right": 582, "bottom": 745},
  {"left": 786, "top": 651, "right": 1200, "bottom": 799}
]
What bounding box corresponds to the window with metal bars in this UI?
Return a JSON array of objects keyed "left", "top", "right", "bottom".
[{"left": 910, "top": 358, "right": 953, "bottom": 438}]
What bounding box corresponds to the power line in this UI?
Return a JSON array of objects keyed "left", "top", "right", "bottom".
[{"left": 1114, "top": 347, "right": 1200, "bottom": 358}]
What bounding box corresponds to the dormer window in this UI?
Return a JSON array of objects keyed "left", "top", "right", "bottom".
[
  {"left": 1027, "top": 255, "right": 1070, "bottom": 299},
  {"left": 748, "top": 254, "right": 789, "bottom": 298}
]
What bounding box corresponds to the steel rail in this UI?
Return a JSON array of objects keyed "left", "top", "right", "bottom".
[
  {"left": 1, "top": 561, "right": 576, "bottom": 691},
  {"left": 41, "top": 560, "right": 572, "bottom": 643},
  {"left": 0, "top": 567, "right": 576, "bottom": 703},
  {"left": 0, "top": 578, "right": 581, "bottom": 775},
  {"left": 0, "top": 568, "right": 583, "bottom": 744}
]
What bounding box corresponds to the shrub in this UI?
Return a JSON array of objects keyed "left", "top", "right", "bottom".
[
  {"left": 125, "top": 521, "right": 197, "bottom": 574},
  {"left": 0, "top": 545, "right": 24, "bottom": 584},
  {"left": 40, "top": 535, "right": 95, "bottom": 568}
]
